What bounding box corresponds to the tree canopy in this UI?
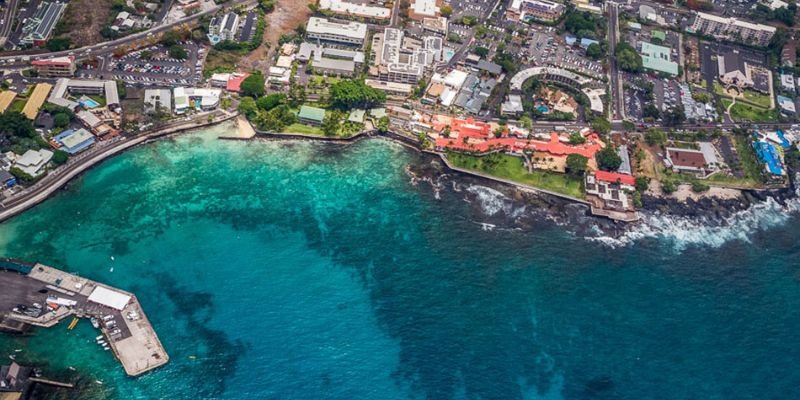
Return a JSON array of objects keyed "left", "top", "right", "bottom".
[
  {"left": 240, "top": 73, "right": 266, "bottom": 98},
  {"left": 328, "top": 80, "right": 386, "bottom": 110},
  {"left": 595, "top": 145, "right": 623, "bottom": 171},
  {"left": 238, "top": 96, "right": 258, "bottom": 119},
  {"left": 256, "top": 93, "right": 286, "bottom": 111},
  {"left": 615, "top": 42, "right": 642, "bottom": 73},
  {"left": 566, "top": 154, "right": 588, "bottom": 177}
]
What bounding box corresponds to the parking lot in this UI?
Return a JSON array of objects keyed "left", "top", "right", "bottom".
[{"left": 76, "top": 42, "right": 205, "bottom": 87}]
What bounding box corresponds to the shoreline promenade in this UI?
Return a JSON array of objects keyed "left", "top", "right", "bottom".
[{"left": 0, "top": 111, "right": 237, "bottom": 223}]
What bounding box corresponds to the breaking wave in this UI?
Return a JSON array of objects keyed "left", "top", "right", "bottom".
[
  {"left": 589, "top": 193, "right": 800, "bottom": 252},
  {"left": 466, "top": 185, "right": 527, "bottom": 218}
]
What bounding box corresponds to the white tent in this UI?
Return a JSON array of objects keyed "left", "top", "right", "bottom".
[{"left": 88, "top": 286, "right": 131, "bottom": 310}]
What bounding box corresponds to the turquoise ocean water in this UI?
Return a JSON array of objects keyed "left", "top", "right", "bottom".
[{"left": 0, "top": 124, "right": 799, "bottom": 399}]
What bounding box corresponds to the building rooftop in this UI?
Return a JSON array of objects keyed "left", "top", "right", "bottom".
[
  {"left": 22, "top": 83, "right": 52, "bottom": 120},
  {"left": 0, "top": 91, "right": 17, "bottom": 113},
  {"left": 319, "top": 0, "right": 391, "bottom": 19},
  {"left": 306, "top": 17, "right": 367, "bottom": 41},
  {"left": 298, "top": 105, "right": 326, "bottom": 123}
]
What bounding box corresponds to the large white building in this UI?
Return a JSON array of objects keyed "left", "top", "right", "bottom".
[
  {"left": 370, "top": 28, "right": 442, "bottom": 84},
  {"left": 318, "top": 0, "right": 391, "bottom": 20},
  {"left": 689, "top": 12, "right": 776, "bottom": 46},
  {"left": 306, "top": 17, "right": 367, "bottom": 46}
]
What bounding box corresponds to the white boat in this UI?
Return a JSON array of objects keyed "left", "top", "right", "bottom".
[
  {"left": 95, "top": 380, "right": 104, "bottom": 385},
  {"left": 91, "top": 318, "right": 99, "bottom": 329},
  {"left": 95, "top": 335, "right": 103, "bottom": 341}
]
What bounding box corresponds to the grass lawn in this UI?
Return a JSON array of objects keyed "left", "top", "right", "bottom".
[
  {"left": 741, "top": 89, "right": 771, "bottom": 108},
  {"left": 311, "top": 75, "right": 340, "bottom": 86},
  {"left": 283, "top": 123, "right": 324, "bottom": 135},
  {"left": 705, "top": 172, "right": 762, "bottom": 188},
  {"left": 728, "top": 102, "right": 778, "bottom": 123},
  {"left": 732, "top": 136, "right": 766, "bottom": 183},
  {"left": 447, "top": 153, "right": 585, "bottom": 198},
  {"left": 9, "top": 99, "right": 26, "bottom": 113}
]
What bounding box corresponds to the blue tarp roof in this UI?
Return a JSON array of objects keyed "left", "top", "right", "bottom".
[
  {"left": 754, "top": 140, "right": 784, "bottom": 176},
  {"left": 776, "top": 129, "right": 791, "bottom": 149}
]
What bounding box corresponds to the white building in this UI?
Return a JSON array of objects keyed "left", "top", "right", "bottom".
[
  {"left": 306, "top": 17, "right": 367, "bottom": 46},
  {"left": 14, "top": 149, "right": 53, "bottom": 177},
  {"left": 318, "top": 0, "right": 391, "bottom": 20},
  {"left": 172, "top": 87, "right": 220, "bottom": 114},
  {"left": 144, "top": 88, "right": 172, "bottom": 113},
  {"left": 690, "top": 12, "right": 776, "bottom": 46},
  {"left": 219, "top": 12, "right": 240, "bottom": 41}
]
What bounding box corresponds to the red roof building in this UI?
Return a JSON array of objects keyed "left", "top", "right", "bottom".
[
  {"left": 31, "top": 56, "right": 76, "bottom": 77},
  {"left": 433, "top": 117, "right": 604, "bottom": 159},
  {"left": 226, "top": 73, "right": 250, "bottom": 92},
  {"left": 594, "top": 171, "right": 636, "bottom": 186}
]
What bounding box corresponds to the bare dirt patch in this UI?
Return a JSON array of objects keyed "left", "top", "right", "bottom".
[
  {"left": 239, "top": 0, "right": 314, "bottom": 71},
  {"left": 56, "top": 0, "right": 113, "bottom": 47}
]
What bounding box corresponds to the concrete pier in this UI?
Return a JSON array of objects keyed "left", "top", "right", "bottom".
[{"left": 0, "top": 260, "right": 168, "bottom": 376}]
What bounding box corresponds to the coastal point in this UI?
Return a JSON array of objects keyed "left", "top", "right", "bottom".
[{"left": 0, "top": 259, "right": 168, "bottom": 377}]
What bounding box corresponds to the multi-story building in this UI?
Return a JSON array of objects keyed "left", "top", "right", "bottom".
[
  {"left": 409, "top": 0, "right": 441, "bottom": 20},
  {"left": 31, "top": 56, "right": 76, "bottom": 77},
  {"left": 21, "top": 2, "right": 66, "bottom": 46},
  {"left": 219, "top": 12, "right": 240, "bottom": 42},
  {"left": 306, "top": 17, "right": 367, "bottom": 46},
  {"left": 318, "top": 0, "right": 391, "bottom": 21},
  {"left": 507, "top": 0, "right": 565, "bottom": 23},
  {"left": 689, "top": 12, "right": 776, "bottom": 46},
  {"left": 369, "top": 28, "right": 441, "bottom": 85}
]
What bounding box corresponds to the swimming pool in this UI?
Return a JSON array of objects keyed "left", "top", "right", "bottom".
[{"left": 80, "top": 98, "right": 100, "bottom": 109}]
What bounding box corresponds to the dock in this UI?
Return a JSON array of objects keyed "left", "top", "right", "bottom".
[{"left": 0, "top": 259, "right": 169, "bottom": 376}]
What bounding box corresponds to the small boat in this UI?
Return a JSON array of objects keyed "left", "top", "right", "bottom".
[
  {"left": 95, "top": 380, "right": 103, "bottom": 385},
  {"left": 110, "top": 256, "right": 115, "bottom": 261},
  {"left": 8, "top": 355, "right": 15, "bottom": 360},
  {"left": 109, "top": 267, "right": 114, "bottom": 273},
  {"left": 14, "top": 349, "right": 22, "bottom": 353},
  {"left": 95, "top": 335, "right": 103, "bottom": 341},
  {"left": 68, "top": 366, "right": 76, "bottom": 371},
  {"left": 91, "top": 318, "right": 99, "bottom": 329},
  {"left": 97, "top": 340, "right": 106, "bottom": 345}
]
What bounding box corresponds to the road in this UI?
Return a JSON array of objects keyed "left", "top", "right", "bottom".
[
  {"left": 607, "top": 2, "right": 625, "bottom": 122},
  {"left": 0, "top": 0, "right": 20, "bottom": 47},
  {"left": 0, "top": 0, "right": 256, "bottom": 66}
]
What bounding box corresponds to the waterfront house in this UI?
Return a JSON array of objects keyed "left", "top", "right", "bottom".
[
  {"left": 13, "top": 149, "right": 53, "bottom": 177},
  {"left": 54, "top": 128, "right": 95, "bottom": 154},
  {"left": 297, "top": 106, "right": 326, "bottom": 126}
]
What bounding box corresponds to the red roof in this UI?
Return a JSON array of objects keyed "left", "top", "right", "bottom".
[
  {"left": 31, "top": 56, "right": 75, "bottom": 67},
  {"left": 226, "top": 73, "right": 250, "bottom": 92},
  {"left": 594, "top": 171, "right": 636, "bottom": 186}
]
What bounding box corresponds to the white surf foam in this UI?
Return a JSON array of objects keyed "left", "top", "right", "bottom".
[{"left": 589, "top": 189, "right": 800, "bottom": 251}]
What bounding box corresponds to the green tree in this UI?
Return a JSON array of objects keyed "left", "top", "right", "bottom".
[
  {"left": 240, "top": 73, "right": 266, "bottom": 98},
  {"left": 585, "top": 42, "right": 604, "bottom": 60},
  {"left": 566, "top": 154, "right": 588, "bottom": 177},
  {"left": 440, "top": 4, "right": 453, "bottom": 17},
  {"left": 161, "top": 30, "right": 182, "bottom": 46},
  {"left": 140, "top": 50, "right": 153, "bottom": 60},
  {"left": 568, "top": 132, "right": 587, "bottom": 144},
  {"left": 238, "top": 96, "right": 258, "bottom": 119},
  {"left": 691, "top": 181, "right": 710, "bottom": 192},
  {"left": 644, "top": 128, "right": 667, "bottom": 146},
  {"left": 256, "top": 93, "right": 286, "bottom": 111},
  {"left": 376, "top": 116, "right": 390, "bottom": 133},
  {"left": 328, "top": 79, "right": 386, "bottom": 110},
  {"left": 46, "top": 37, "right": 71, "bottom": 51},
  {"left": 615, "top": 42, "right": 642, "bottom": 73},
  {"left": 169, "top": 45, "right": 188, "bottom": 59},
  {"left": 322, "top": 111, "right": 343, "bottom": 136},
  {"left": 51, "top": 150, "right": 69, "bottom": 165},
  {"left": 635, "top": 176, "right": 650, "bottom": 192},
  {"left": 661, "top": 179, "right": 677, "bottom": 194},
  {"left": 518, "top": 115, "right": 533, "bottom": 130},
  {"left": 473, "top": 46, "right": 489, "bottom": 58},
  {"left": 591, "top": 118, "right": 611, "bottom": 135},
  {"left": 643, "top": 103, "right": 660, "bottom": 119},
  {"left": 53, "top": 113, "right": 70, "bottom": 128},
  {"left": 596, "top": 145, "right": 622, "bottom": 171}
]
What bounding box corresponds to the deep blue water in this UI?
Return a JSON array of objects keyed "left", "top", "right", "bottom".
[{"left": 0, "top": 125, "right": 799, "bottom": 399}]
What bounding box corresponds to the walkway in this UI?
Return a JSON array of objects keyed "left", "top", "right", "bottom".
[{"left": 0, "top": 111, "right": 237, "bottom": 223}]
